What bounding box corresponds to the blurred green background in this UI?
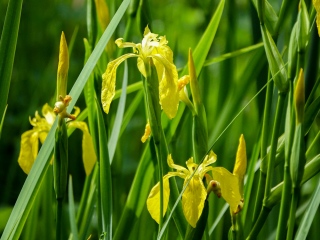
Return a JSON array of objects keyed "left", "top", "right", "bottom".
[{"left": 1, "top": 0, "right": 319, "bottom": 239}]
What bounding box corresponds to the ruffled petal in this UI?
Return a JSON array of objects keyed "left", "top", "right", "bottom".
[
  {"left": 211, "top": 167, "right": 241, "bottom": 213},
  {"left": 67, "top": 121, "right": 97, "bottom": 176},
  {"left": 42, "top": 104, "right": 56, "bottom": 125},
  {"left": 182, "top": 175, "right": 207, "bottom": 228},
  {"left": 150, "top": 54, "right": 179, "bottom": 119},
  {"left": 101, "top": 53, "right": 137, "bottom": 113},
  {"left": 147, "top": 174, "right": 172, "bottom": 224},
  {"left": 18, "top": 130, "right": 39, "bottom": 174},
  {"left": 167, "top": 154, "right": 189, "bottom": 176}
]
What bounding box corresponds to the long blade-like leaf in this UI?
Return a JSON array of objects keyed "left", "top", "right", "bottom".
[
  {"left": 0, "top": 0, "right": 23, "bottom": 123},
  {"left": 96, "top": 98, "right": 112, "bottom": 240},
  {"left": 295, "top": 176, "right": 320, "bottom": 240},
  {"left": 0, "top": 104, "right": 7, "bottom": 139},
  {"left": 68, "top": 176, "right": 79, "bottom": 240},
  {"left": 108, "top": 61, "right": 128, "bottom": 162},
  {"left": 0, "top": 1, "right": 131, "bottom": 239}
]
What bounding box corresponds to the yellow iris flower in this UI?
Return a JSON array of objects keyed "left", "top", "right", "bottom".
[
  {"left": 101, "top": 26, "right": 179, "bottom": 119},
  {"left": 147, "top": 151, "right": 241, "bottom": 228},
  {"left": 313, "top": 0, "right": 320, "bottom": 36},
  {"left": 18, "top": 104, "right": 97, "bottom": 176}
]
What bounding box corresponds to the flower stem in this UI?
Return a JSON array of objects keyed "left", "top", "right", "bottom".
[
  {"left": 264, "top": 92, "right": 286, "bottom": 197},
  {"left": 276, "top": 81, "right": 294, "bottom": 240},
  {"left": 56, "top": 199, "right": 63, "bottom": 240},
  {"left": 252, "top": 72, "right": 273, "bottom": 224},
  {"left": 246, "top": 206, "right": 270, "bottom": 240},
  {"left": 287, "top": 188, "right": 299, "bottom": 240}
]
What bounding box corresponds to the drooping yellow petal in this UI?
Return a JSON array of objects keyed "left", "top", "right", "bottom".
[
  {"left": 211, "top": 167, "right": 241, "bottom": 213},
  {"left": 147, "top": 174, "right": 172, "bottom": 223},
  {"left": 101, "top": 53, "right": 137, "bottom": 113},
  {"left": 137, "top": 57, "right": 146, "bottom": 77},
  {"left": 67, "top": 121, "right": 97, "bottom": 176},
  {"left": 313, "top": 0, "right": 320, "bottom": 36},
  {"left": 18, "top": 130, "right": 39, "bottom": 174},
  {"left": 42, "top": 103, "right": 56, "bottom": 125},
  {"left": 182, "top": 175, "right": 207, "bottom": 228},
  {"left": 151, "top": 54, "right": 179, "bottom": 119},
  {"left": 233, "top": 134, "right": 247, "bottom": 180},
  {"left": 167, "top": 154, "right": 189, "bottom": 176}
]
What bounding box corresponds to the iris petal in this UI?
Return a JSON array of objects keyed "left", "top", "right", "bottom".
[
  {"left": 18, "top": 130, "right": 39, "bottom": 174},
  {"left": 67, "top": 121, "right": 97, "bottom": 176},
  {"left": 150, "top": 54, "right": 179, "bottom": 119},
  {"left": 101, "top": 53, "right": 137, "bottom": 113},
  {"left": 182, "top": 175, "right": 207, "bottom": 228},
  {"left": 211, "top": 167, "right": 241, "bottom": 213}
]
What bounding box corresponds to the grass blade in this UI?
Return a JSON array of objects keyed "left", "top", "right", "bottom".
[
  {"left": 0, "top": 104, "right": 7, "bottom": 139},
  {"left": 0, "top": 0, "right": 23, "bottom": 122},
  {"left": 68, "top": 176, "right": 79, "bottom": 240},
  {"left": 119, "top": 90, "right": 143, "bottom": 136},
  {"left": 0, "top": 1, "right": 131, "bottom": 239},
  {"left": 108, "top": 61, "right": 128, "bottom": 163},
  {"left": 96, "top": 97, "right": 112, "bottom": 240},
  {"left": 203, "top": 42, "right": 264, "bottom": 67}
]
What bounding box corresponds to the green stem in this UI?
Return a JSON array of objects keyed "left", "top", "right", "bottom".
[
  {"left": 56, "top": 199, "right": 63, "bottom": 240},
  {"left": 264, "top": 92, "right": 286, "bottom": 197},
  {"left": 306, "top": 130, "right": 320, "bottom": 159},
  {"left": 287, "top": 188, "right": 299, "bottom": 240},
  {"left": 252, "top": 72, "right": 273, "bottom": 223},
  {"left": 246, "top": 206, "right": 270, "bottom": 240},
  {"left": 276, "top": 81, "right": 294, "bottom": 240}
]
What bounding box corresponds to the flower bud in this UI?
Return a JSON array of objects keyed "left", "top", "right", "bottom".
[
  {"left": 296, "top": 0, "right": 310, "bottom": 52},
  {"left": 57, "top": 32, "right": 69, "bottom": 101},
  {"left": 295, "top": 69, "right": 305, "bottom": 124}
]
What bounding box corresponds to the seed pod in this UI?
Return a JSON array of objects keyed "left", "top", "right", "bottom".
[
  {"left": 260, "top": 25, "right": 288, "bottom": 93},
  {"left": 288, "top": 23, "right": 298, "bottom": 80},
  {"left": 54, "top": 119, "right": 68, "bottom": 200},
  {"left": 296, "top": 0, "right": 310, "bottom": 52},
  {"left": 290, "top": 123, "right": 305, "bottom": 189}
]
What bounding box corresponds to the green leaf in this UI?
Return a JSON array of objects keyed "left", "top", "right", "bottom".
[
  {"left": 203, "top": 42, "right": 264, "bottom": 67},
  {"left": 119, "top": 90, "right": 143, "bottom": 136},
  {"left": 295, "top": 176, "right": 320, "bottom": 240},
  {"left": 96, "top": 97, "right": 112, "bottom": 240},
  {"left": 0, "top": 1, "right": 131, "bottom": 239},
  {"left": 113, "top": 143, "right": 155, "bottom": 240},
  {"left": 0, "top": 0, "right": 23, "bottom": 124},
  {"left": 68, "top": 176, "right": 79, "bottom": 240},
  {"left": 180, "top": 0, "right": 225, "bottom": 77},
  {"left": 304, "top": 95, "right": 320, "bottom": 135},
  {"left": 0, "top": 104, "right": 7, "bottom": 139},
  {"left": 108, "top": 61, "right": 128, "bottom": 162}
]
